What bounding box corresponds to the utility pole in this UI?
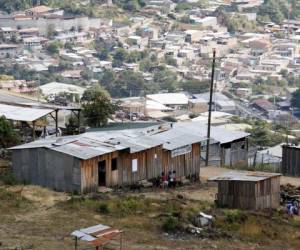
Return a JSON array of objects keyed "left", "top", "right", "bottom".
[
  {"left": 129, "top": 90, "right": 132, "bottom": 121},
  {"left": 287, "top": 3, "right": 291, "bottom": 39},
  {"left": 37, "top": 73, "right": 40, "bottom": 103},
  {"left": 205, "top": 49, "right": 216, "bottom": 166}
]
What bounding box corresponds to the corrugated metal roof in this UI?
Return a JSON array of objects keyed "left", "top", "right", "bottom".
[
  {"left": 173, "top": 122, "right": 249, "bottom": 144},
  {"left": 0, "top": 103, "right": 54, "bottom": 122},
  {"left": 71, "top": 224, "right": 123, "bottom": 247},
  {"left": 149, "top": 127, "right": 206, "bottom": 150},
  {"left": 146, "top": 93, "right": 188, "bottom": 105},
  {"left": 10, "top": 121, "right": 249, "bottom": 160},
  {"left": 10, "top": 129, "right": 162, "bottom": 159},
  {"left": 50, "top": 142, "right": 117, "bottom": 160},
  {"left": 209, "top": 171, "right": 281, "bottom": 182}
]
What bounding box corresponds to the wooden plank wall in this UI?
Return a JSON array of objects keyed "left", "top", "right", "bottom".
[
  {"left": 80, "top": 143, "right": 201, "bottom": 192},
  {"left": 255, "top": 176, "right": 280, "bottom": 209},
  {"left": 216, "top": 176, "right": 280, "bottom": 209},
  {"left": 217, "top": 181, "right": 256, "bottom": 209},
  {"left": 118, "top": 146, "right": 163, "bottom": 185},
  {"left": 162, "top": 143, "right": 201, "bottom": 179},
  {"left": 80, "top": 147, "right": 163, "bottom": 191},
  {"left": 80, "top": 157, "right": 98, "bottom": 193},
  {"left": 282, "top": 146, "right": 300, "bottom": 177},
  {"left": 80, "top": 151, "right": 119, "bottom": 193}
]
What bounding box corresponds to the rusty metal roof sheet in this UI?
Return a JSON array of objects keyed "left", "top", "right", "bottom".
[
  {"left": 209, "top": 171, "right": 281, "bottom": 182},
  {"left": 71, "top": 224, "right": 123, "bottom": 247}
]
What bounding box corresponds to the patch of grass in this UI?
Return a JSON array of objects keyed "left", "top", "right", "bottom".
[
  {"left": 98, "top": 202, "right": 111, "bottom": 214},
  {"left": 163, "top": 200, "right": 181, "bottom": 215},
  {"left": 227, "top": 162, "right": 280, "bottom": 173},
  {"left": 214, "top": 209, "right": 248, "bottom": 232},
  {"left": 116, "top": 197, "right": 138, "bottom": 216},
  {"left": 238, "top": 218, "right": 263, "bottom": 238},
  {"left": 225, "top": 210, "right": 247, "bottom": 224},
  {"left": 0, "top": 188, "right": 30, "bottom": 210},
  {"left": 162, "top": 216, "right": 179, "bottom": 232}
]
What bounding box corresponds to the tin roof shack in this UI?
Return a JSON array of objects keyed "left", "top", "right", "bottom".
[
  {"left": 209, "top": 171, "right": 281, "bottom": 210},
  {"left": 10, "top": 124, "right": 206, "bottom": 193},
  {"left": 10, "top": 132, "right": 163, "bottom": 193},
  {"left": 282, "top": 145, "right": 300, "bottom": 177}
]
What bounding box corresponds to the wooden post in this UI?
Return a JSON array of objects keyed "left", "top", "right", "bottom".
[
  {"left": 55, "top": 109, "right": 58, "bottom": 137},
  {"left": 74, "top": 237, "right": 78, "bottom": 250},
  {"left": 32, "top": 121, "right": 36, "bottom": 141},
  {"left": 120, "top": 232, "right": 123, "bottom": 250},
  {"left": 77, "top": 110, "right": 81, "bottom": 134}
]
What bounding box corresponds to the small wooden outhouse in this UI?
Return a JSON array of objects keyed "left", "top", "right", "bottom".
[{"left": 209, "top": 171, "right": 281, "bottom": 210}]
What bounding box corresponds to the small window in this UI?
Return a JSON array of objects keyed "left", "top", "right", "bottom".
[
  {"left": 111, "top": 158, "right": 117, "bottom": 171},
  {"left": 132, "top": 159, "right": 138, "bottom": 172}
]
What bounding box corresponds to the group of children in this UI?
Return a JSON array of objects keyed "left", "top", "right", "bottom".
[{"left": 161, "top": 171, "right": 177, "bottom": 188}]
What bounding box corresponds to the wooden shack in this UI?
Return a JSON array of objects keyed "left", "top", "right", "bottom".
[
  {"left": 10, "top": 124, "right": 205, "bottom": 193},
  {"left": 209, "top": 171, "right": 281, "bottom": 210},
  {"left": 282, "top": 145, "right": 300, "bottom": 177},
  {"left": 10, "top": 122, "right": 249, "bottom": 194}
]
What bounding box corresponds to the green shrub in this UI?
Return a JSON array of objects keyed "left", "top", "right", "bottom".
[
  {"left": 162, "top": 216, "right": 179, "bottom": 232},
  {"left": 0, "top": 172, "right": 19, "bottom": 185},
  {"left": 164, "top": 200, "right": 181, "bottom": 215},
  {"left": 117, "top": 197, "right": 138, "bottom": 215},
  {"left": 162, "top": 116, "right": 177, "bottom": 122},
  {"left": 98, "top": 202, "right": 110, "bottom": 214},
  {"left": 225, "top": 210, "right": 247, "bottom": 224}
]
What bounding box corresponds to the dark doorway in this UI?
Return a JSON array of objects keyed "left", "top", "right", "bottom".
[{"left": 98, "top": 160, "right": 106, "bottom": 186}]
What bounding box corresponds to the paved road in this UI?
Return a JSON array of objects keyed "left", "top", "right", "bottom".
[{"left": 0, "top": 91, "right": 37, "bottom": 104}]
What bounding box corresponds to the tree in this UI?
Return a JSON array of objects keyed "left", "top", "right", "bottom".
[
  {"left": 99, "top": 69, "right": 145, "bottom": 97},
  {"left": 100, "top": 69, "right": 116, "bottom": 86},
  {"left": 96, "top": 48, "right": 109, "bottom": 60},
  {"left": 80, "top": 69, "right": 93, "bottom": 81},
  {"left": 280, "top": 69, "right": 288, "bottom": 78},
  {"left": 46, "top": 24, "right": 57, "bottom": 39},
  {"left": 0, "top": 116, "right": 19, "bottom": 148},
  {"left": 45, "top": 41, "right": 61, "bottom": 55},
  {"left": 65, "top": 115, "right": 79, "bottom": 135},
  {"left": 153, "top": 67, "right": 178, "bottom": 92},
  {"left": 180, "top": 79, "right": 210, "bottom": 94},
  {"left": 113, "top": 48, "right": 128, "bottom": 62},
  {"left": 257, "top": 0, "right": 300, "bottom": 24},
  {"left": 291, "top": 88, "right": 300, "bottom": 108},
  {"left": 247, "top": 122, "right": 271, "bottom": 147},
  {"left": 82, "top": 86, "right": 116, "bottom": 127},
  {"left": 164, "top": 55, "right": 177, "bottom": 67}
]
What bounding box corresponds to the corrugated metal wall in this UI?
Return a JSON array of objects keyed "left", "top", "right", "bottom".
[
  {"left": 12, "top": 148, "right": 81, "bottom": 192},
  {"left": 282, "top": 146, "right": 300, "bottom": 177}
]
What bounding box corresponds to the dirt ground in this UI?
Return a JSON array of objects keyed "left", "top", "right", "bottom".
[
  {"left": 201, "top": 166, "right": 300, "bottom": 186},
  {"left": 0, "top": 167, "right": 300, "bottom": 250}
]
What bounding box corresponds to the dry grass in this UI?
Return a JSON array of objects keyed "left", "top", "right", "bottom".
[{"left": 1, "top": 184, "right": 300, "bottom": 249}]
